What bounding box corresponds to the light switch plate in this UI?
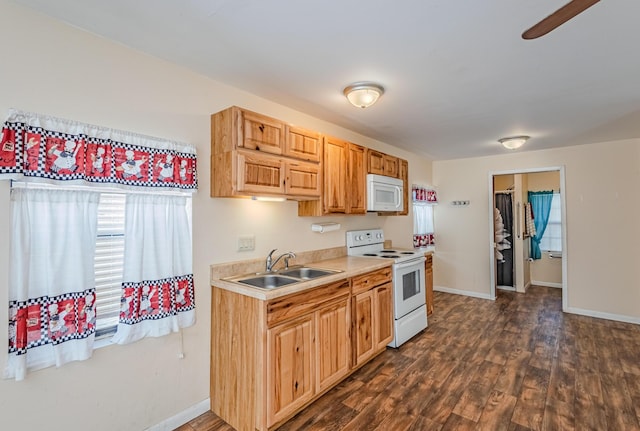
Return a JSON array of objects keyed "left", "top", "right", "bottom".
[{"left": 237, "top": 235, "right": 255, "bottom": 251}]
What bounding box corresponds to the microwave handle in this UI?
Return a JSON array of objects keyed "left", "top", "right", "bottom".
[
  {"left": 396, "top": 185, "right": 402, "bottom": 207},
  {"left": 394, "top": 256, "right": 426, "bottom": 270}
]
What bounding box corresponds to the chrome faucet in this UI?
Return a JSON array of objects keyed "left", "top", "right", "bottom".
[{"left": 265, "top": 249, "right": 296, "bottom": 272}]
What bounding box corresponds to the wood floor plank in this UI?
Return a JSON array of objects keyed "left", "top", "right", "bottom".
[
  {"left": 179, "top": 287, "right": 640, "bottom": 431},
  {"left": 510, "top": 387, "right": 545, "bottom": 431},
  {"left": 476, "top": 390, "right": 518, "bottom": 431}
]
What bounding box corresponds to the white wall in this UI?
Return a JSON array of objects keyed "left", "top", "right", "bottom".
[
  {"left": 0, "top": 2, "right": 431, "bottom": 430},
  {"left": 433, "top": 139, "right": 640, "bottom": 321}
]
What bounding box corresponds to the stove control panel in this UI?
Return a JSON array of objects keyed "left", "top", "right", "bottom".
[{"left": 346, "top": 229, "right": 384, "bottom": 249}]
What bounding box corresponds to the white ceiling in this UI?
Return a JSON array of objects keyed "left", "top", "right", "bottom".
[{"left": 12, "top": 0, "right": 640, "bottom": 160}]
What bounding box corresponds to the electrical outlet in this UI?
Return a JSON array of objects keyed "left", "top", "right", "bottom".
[{"left": 237, "top": 235, "right": 255, "bottom": 251}]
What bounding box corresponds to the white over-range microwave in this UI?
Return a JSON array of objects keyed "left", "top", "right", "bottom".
[{"left": 366, "top": 174, "right": 404, "bottom": 212}]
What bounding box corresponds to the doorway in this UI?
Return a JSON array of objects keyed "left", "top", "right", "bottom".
[{"left": 487, "top": 166, "right": 568, "bottom": 311}]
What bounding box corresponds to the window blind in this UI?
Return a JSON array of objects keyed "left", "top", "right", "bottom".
[{"left": 94, "top": 193, "right": 125, "bottom": 336}]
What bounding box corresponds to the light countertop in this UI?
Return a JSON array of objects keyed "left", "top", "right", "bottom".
[{"left": 211, "top": 255, "right": 392, "bottom": 301}]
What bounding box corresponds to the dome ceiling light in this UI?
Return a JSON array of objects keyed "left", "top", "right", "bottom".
[
  {"left": 498, "top": 135, "right": 530, "bottom": 150},
  {"left": 343, "top": 82, "right": 384, "bottom": 108}
]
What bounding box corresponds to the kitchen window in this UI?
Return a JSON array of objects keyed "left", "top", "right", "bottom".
[
  {"left": 94, "top": 192, "right": 126, "bottom": 337},
  {"left": 3, "top": 109, "right": 198, "bottom": 380}
]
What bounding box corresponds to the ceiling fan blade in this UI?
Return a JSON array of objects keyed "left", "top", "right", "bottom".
[{"left": 522, "top": 0, "right": 600, "bottom": 40}]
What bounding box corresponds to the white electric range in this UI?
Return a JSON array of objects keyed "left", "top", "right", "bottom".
[{"left": 346, "top": 229, "right": 428, "bottom": 347}]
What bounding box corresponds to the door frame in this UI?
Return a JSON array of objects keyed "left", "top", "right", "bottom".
[{"left": 487, "top": 166, "right": 568, "bottom": 311}]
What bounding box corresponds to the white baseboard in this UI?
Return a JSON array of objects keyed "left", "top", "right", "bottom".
[
  {"left": 434, "top": 286, "right": 493, "bottom": 300},
  {"left": 565, "top": 307, "right": 640, "bottom": 325},
  {"left": 146, "top": 398, "right": 210, "bottom": 431},
  {"left": 531, "top": 280, "right": 562, "bottom": 288}
]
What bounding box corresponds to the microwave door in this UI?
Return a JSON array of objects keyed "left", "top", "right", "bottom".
[{"left": 375, "top": 184, "right": 402, "bottom": 211}]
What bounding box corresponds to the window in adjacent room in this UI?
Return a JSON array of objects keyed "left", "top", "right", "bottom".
[{"left": 538, "top": 192, "right": 562, "bottom": 252}]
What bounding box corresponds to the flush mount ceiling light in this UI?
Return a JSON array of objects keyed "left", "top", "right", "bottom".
[
  {"left": 343, "top": 82, "right": 384, "bottom": 108},
  {"left": 498, "top": 135, "right": 530, "bottom": 150}
]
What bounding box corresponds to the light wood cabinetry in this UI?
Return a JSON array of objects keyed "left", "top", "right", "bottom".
[
  {"left": 367, "top": 149, "right": 399, "bottom": 178},
  {"left": 211, "top": 106, "right": 321, "bottom": 200},
  {"left": 285, "top": 125, "right": 322, "bottom": 162},
  {"left": 398, "top": 158, "right": 409, "bottom": 216},
  {"left": 425, "top": 253, "right": 434, "bottom": 315},
  {"left": 212, "top": 106, "right": 410, "bottom": 213},
  {"left": 211, "top": 267, "right": 392, "bottom": 431},
  {"left": 346, "top": 143, "right": 367, "bottom": 214},
  {"left": 267, "top": 314, "right": 314, "bottom": 425},
  {"left": 239, "top": 109, "right": 285, "bottom": 155},
  {"left": 315, "top": 298, "right": 351, "bottom": 392},
  {"left": 351, "top": 267, "right": 394, "bottom": 367},
  {"left": 298, "top": 137, "right": 366, "bottom": 216}
]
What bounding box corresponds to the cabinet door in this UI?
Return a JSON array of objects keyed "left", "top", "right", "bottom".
[
  {"left": 315, "top": 298, "right": 351, "bottom": 392},
  {"left": 353, "top": 289, "right": 375, "bottom": 366},
  {"left": 374, "top": 283, "right": 394, "bottom": 349},
  {"left": 267, "top": 314, "right": 314, "bottom": 427},
  {"left": 285, "top": 126, "right": 322, "bottom": 162},
  {"left": 398, "top": 158, "right": 409, "bottom": 216},
  {"left": 241, "top": 109, "right": 285, "bottom": 155},
  {"left": 383, "top": 155, "right": 399, "bottom": 178},
  {"left": 346, "top": 143, "right": 366, "bottom": 214},
  {"left": 323, "top": 137, "right": 348, "bottom": 213},
  {"left": 425, "top": 255, "right": 434, "bottom": 315},
  {"left": 367, "top": 149, "right": 385, "bottom": 175},
  {"left": 236, "top": 150, "right": 285, "bottom": 195},
  {"left": 285, "top": 161, "right": 321, "bottom": 197}
]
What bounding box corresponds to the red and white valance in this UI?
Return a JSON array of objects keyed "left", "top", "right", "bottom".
[
  {"left": 412, "top": 184, "right": 438, "bottom": 204},
  {"left": 0, "top": 109, "right": 197, "bottom": 191}
]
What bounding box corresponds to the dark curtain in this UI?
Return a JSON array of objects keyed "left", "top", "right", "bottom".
[{"left": 495, "top": 193, "right": 513, "bottom": 287}]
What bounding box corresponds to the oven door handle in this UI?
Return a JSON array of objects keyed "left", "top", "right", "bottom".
[{"left": 394, "top": 256, "right": 426, "bottom": 270}]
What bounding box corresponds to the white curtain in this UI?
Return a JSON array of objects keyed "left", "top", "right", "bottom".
[
  {"left": 6, "top": 188, "right": 99, "bottom": 381},
  {"left": 413, "top": 203, "right": 435, "bottom": 247},
  {"left": 111, "top": 193, "right": 195, "bottom": 344}
]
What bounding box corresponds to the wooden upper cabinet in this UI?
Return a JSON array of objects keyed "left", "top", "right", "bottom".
[
  {"left": 399, "top": 158, "right": 409, "bottom": 216},
  {"left": 235, "top": 149, "right": 285, "bottom": 195},
  {"left": 367, "top": 149, "right": 399, "bottom": 178},
  {"left": 323, "top": 136, "right": 348, "bottom": 213},
  {"left": 239, "top": 109, "right": 285, "bottom": 155},
  {"left": 346, "top": 143, "right": 366, "bottom": 214},
  {"left": 285, "top": 126, "right": 322, "bottom": 162},
  {"left": 285, "top": 161, "right": 321, "bottom": 197},
  {"left": 211, "top": 106, "right": 321, "bottom": 200},
  {"left": 298, "top": 137, "right": 366, "bottom": 216}
]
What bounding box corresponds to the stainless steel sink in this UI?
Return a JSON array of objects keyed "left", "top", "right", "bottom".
[
  {"left": 235, "top": 274, "right": 299, "bottom": 289},
  {"left": 225, "top": 266, "right": 343, "bottom": 289},
  {"left": 278, "top": 267, "right": 340, "bottom": 280}
]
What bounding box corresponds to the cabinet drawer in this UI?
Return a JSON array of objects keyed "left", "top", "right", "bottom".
[
  {"left": 351, "top": 267, "right": 392, "bottom": 295},
  {"left": 267, "top": 280, "right": 349, "bottom": 327}
]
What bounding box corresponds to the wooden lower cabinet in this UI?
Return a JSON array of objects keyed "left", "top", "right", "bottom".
[
  {"left": 425, "top": 253, "right": 434, "bottom": 315},
  {"left": 211, "top": 268, "right": 393, "bottom": 431},
  {"left": 315, "top": 298, "right": 351, "bottom": 392},
  {"left": 267, "top": 314, "right": 315, "bottom": 426},
  {"left": 351, "top": 267, "right": 393, "bottom": 368},
  {"left": 353, "top": 282, "right": 394, "bottom": 366}
]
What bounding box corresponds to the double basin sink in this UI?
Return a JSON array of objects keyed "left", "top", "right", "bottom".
[{"left": 225, "top": 266, "right": 343, "bottom": 289}]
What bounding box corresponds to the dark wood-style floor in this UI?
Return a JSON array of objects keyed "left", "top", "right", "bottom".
[{"left": 177, "top": 286, "right": 640, "bottom": 431}]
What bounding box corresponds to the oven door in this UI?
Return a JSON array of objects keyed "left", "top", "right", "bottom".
[{"left": 392, "top": 257, "right": 426, "bottom": 319}]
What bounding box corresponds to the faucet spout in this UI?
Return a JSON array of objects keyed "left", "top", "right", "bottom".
[{"left": 265, "top": 250, "right": 296, "bottom": 272}]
